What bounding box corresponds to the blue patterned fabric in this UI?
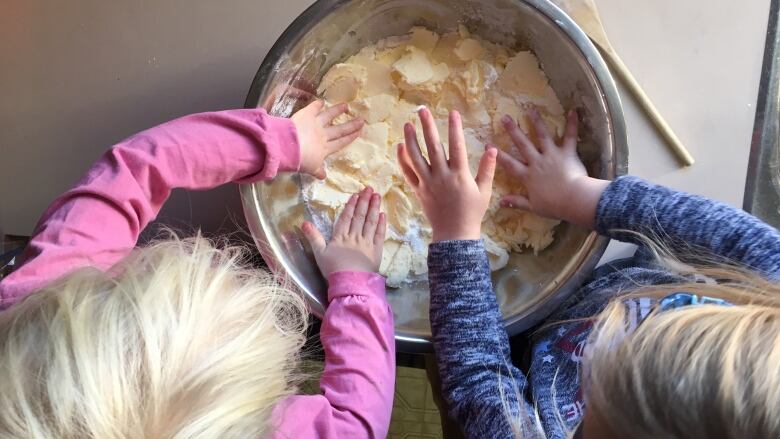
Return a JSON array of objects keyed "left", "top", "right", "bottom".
[
  {"left": 428, "top": 176, "right": 780, "bottom": 439},
  {"left": 657, "top": 292, "right": 733, "bottom": 312}
]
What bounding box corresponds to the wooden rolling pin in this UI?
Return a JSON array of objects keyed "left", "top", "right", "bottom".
[{"left": 551, "top": 0, "right": 696, "bottom": 167}]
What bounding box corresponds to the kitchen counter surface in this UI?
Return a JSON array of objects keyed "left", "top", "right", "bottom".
[
  {"left": 594, "top": 0, "right": 771, "bottom": 259},
  {"left": 0, "top": 0, "right": 771, "bottom": 247}
]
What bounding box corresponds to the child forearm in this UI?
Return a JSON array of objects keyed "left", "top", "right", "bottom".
[
  {"left": 270, "top": 272, "right": 395, "bottom": 438},
  {"left": 394, "top": 108, "right": 529, "bottom": 437},
  {"left": 318, "top": 272, "right": 395, "bottom": 437},
  {"left": 428, "top": 240, "right": 529, "bottom": 439},
  {"left": 595, "top": 176, "right": 780, "bottom": 275},
  {"left": 0, "top": 109, "right": 300, "bottom": 308}
]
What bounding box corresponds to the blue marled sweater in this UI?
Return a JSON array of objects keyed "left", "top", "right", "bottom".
[{"left": 428, "top": 176, "right": 780, "bottom": 439}]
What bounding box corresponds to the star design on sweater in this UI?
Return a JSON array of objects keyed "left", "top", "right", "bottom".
[{"left": 542, "top": 355, "right": 554, "bottom": 364}]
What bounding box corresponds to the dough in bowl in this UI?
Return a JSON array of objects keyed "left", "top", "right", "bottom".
[{"left": 306, "top": 26, "right": 563, "bottom": 287}]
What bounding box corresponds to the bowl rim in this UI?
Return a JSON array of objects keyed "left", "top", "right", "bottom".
[{"left": 241, "top": 0, "right": 629, "bottom": 352}]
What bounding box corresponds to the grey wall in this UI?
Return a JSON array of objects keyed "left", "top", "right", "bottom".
[{"left": 0, "top": 0, "right": 314, "bottom": 236}]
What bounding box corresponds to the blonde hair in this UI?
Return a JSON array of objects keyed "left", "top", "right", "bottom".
[
  {"left": 584, "top": 263, "right": 780, "bottom": 438},
  {"left": 509, "top": 243, "right": 780, "bottom": 438},
  {"left": 0, "top": 235, "right": 308, "bottom": 439}
]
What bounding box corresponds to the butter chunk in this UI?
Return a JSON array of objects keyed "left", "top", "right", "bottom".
[
  {"left": 410, "top": 26, "right": 439, "bottom": 52},
  {"left": 456, "top": 61, "right": 485, "bottom": 104},
  {"left": 398, "top": 61, "right": 449, "bottom": 105},
  {"left": 387, "top": 99, "right": 421, "bottom": 137},
  {"left": 497, "top": 51, "right": 548, "bottom": 96},
  {"left": 434, "top": 84, "right": 468, "bottom": 116},
  {"left": 318, "top": 63, "right": 367, "bottom": 103},
  {"left": 375, "top": 46, "right": 405, "bottom": 65},
  {"left": 335, "top": 138, "right": 385, "bottom": 169},
  {"left": 454, "top": 38, "right": 484, "bottom": 61},
  {"left": 464, "top": 107, "right": 491, "bottom": 126},
  {"left": 542, "top": 112, "right": 566, "bottom": 138},
  {"left": 431, "top": 62, "right": 451, "bottom": 84},
  {"left": 326, "top": 169, "right": 364, "bottom": 193},
  {"left": 380, "top": 240, "right": 402, "bottom": 274},
  {"left": 431, "top": 33, "right": 460, "bottom": 63},
  {"left": 492, "top": 96, "right": 530, "bottom": 135},
  {"left": 483, "top": 234, "right": 510, "bottom": 271},
  {"left": 306, "top": 181, "right": 351, "bottom": 210},
  {"left": 411, "top": 249, "right": 428, "bottom": 275},
  {"left": 385, "top": 243, "right": 412, "bottom": 287},
  {"left": 539, "top": 87, "right": 566, "bottom": 117},
  {"left": 355, "top": 161, "right": 396, "bottom": 195},
  {"left": 522, "top": 212, "right": 560, "bottom": 233},
  {"left": 393, "top": 46, "right": 435, "bottom": 85},
  {"left": 462, "top": 129, "right": 486, "bottom": 176},
  {"left": 362, "top": 122, "right": 390, "bottom": 147},
  {"left": 385, "top": 186, "right": 414, "bottom": 234},
  {"left": 360, "top": 59, "right": 396, "bottom": 97},
  {"left": 351, "top": 94, "right": 398, "bottom": 124},
  {"left": 333, "top": 137, "right": 395, "bottom": 195},
  {"left": 349, "top": 46, "right": 377, "bottom": 65}
]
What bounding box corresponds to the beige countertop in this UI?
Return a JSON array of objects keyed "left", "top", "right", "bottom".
[
  {"left": 599, "top": 0, "right": 768, "bottom": 202},
  {"left": 0, "top": 0, "right": 771, "bottom": 242},
  {"left": 596, "top": 0, "right": 770, "bottom": 260}
]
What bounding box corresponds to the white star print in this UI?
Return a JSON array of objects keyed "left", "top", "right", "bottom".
[{"left": 542, "top": 355, "right": 554, "bottom": 364}]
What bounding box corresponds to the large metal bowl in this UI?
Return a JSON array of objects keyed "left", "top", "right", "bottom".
[{"left": 241, "top": 0, "right": 628, "bottom": 353}]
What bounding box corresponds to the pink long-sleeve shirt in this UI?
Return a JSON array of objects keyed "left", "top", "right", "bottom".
[{"left": 0, "top": 109, "right": 396, "bottom": 438}]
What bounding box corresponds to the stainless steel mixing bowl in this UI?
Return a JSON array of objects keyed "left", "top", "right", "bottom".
[{"left": 241, "top": 0, "right": 628, "bottom": 353}]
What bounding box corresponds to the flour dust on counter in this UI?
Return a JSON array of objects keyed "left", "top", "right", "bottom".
[{"left": 306, "top": 25, "right": 564, "bottom": 287}]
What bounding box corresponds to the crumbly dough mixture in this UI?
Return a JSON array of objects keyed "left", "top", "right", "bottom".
[{"left": 307, "top": 26, "right": 563, "bottom": 287}]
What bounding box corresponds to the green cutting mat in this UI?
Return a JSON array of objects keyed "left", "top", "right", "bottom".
[
  {"left": 389, "top": 366, "right": 444, "bottom": 439},
  {"left": 297, "top": 361, "right": 444, "bottom": 438}
]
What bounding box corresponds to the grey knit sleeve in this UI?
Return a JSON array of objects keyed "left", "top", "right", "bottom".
[
  {"left": 428, "top": 240, "right": 533, "bottom": 439},
  {"left": 595, "top": 176, "right": 780, "bottom": 275}
]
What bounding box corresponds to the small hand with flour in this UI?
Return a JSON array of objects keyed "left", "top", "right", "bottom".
[
  {"left": 497, "top": 107, "right": 608, "bottom": 229},
  {"left": 396, "top": 108, "right": 497, "bottom": 242},
  {"left": 303, "top": 187, "right": 386, "bottom": 276}
]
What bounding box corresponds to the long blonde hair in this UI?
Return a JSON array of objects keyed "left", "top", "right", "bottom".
[
  {"left": 0, "top": 235, "right": 308, "bottom": 439},
  {"left": 584, "top": 261, "right": 780, "bottom": 438},
  {"left": 511, "top": 243, "right": 780, "bottom": 438}
]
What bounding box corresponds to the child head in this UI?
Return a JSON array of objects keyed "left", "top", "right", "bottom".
[
  {"left": 512, "top": 257, "right": 780, "bottom": 439},
  {"left": 0, "top": 235, "right": 308, "bottom": 438},
  {"left": 582, "top": 263, "right": 780, "bottom": 439}
]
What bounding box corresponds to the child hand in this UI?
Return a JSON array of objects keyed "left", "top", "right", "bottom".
[
  {"left": 302, "top": 187, "right": 386, "bottom": 276},
  {"left": 397, "top": 108, "right": 497, "bottom": 242},
  {"left": 497, "top": 108, "right": 608, "bottom": 229},
  {"left": 291, "top": 100, "right": 365, "bottom": 179}
]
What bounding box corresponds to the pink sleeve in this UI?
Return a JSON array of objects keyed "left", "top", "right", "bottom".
[
  {"left": 268, "top": 271, "right": 395, "bottom": 439},
  {"left": 0, "top": 109, "right": 300, "bottom": 308}
]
